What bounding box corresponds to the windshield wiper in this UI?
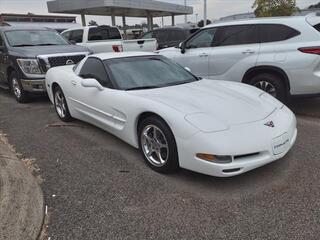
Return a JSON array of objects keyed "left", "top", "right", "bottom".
[
  {"left": 36, "top": 43, "right": 60, "bottom": 46},
  {"left": 12, "top": 44, "right": 36, "bottom": 47},
  {"left": 125, "top": 86, "right": 160, "bottom": 91},
  {"left": 164, "top": 79, "right": 197, "bottom": 87}
]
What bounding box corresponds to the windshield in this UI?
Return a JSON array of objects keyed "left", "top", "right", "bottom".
[
  {"left": 105, "top": 56, "right": 198, "bottom": 90},
  {"left": 5, "top": 30, "right": 69, "bottom": 47}
]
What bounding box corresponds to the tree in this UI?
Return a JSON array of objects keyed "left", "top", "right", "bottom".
[
  {"left": 88, "top": 20, "right": 98, "bottom": 26},
  {"left": 252, "top": 0, "right": 297, "bottom": 17},
  {"left": 197, "top": 19, "right": 212, "bottom": 27}
]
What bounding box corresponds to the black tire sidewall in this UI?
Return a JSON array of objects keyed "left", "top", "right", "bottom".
[
  {"left": 138, "top": 116, "right": 179, "bottom": 173},
  {"left": 53, "top": 85, "right": 72, "bottom": 122},
  {"left": 250, "top": 73, "right": 287, "bottom": 102}
]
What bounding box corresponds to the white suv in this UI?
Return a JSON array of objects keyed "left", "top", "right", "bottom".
[{"left": 158, "top": 14, "right": 320, "bottom": 102}]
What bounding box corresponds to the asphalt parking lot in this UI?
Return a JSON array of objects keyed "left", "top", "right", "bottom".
[{"left": 1, "top": 89, "right": 320, "bottom": 240}]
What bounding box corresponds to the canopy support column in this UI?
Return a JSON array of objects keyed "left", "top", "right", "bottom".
[
  {"left": 81, "top": 13, "right": 86, "bottom": 26},
  {"left": 171, "top": 14, "right": 175, "bottom": 26},
  {"left": 122, "top": 15, "right": 127, "bottom": 39},
  {"left": 111, "top": 13, "right": 116, "bottom": 26},
  {"left": 147, "top": 12, "right": 152, "bottom": 31}
]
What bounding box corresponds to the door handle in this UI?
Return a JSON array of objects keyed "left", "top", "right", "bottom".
[
  {"left": 199, "top": 53, "right": 208, "bottom": 57},
  {"left": 242, "top": 49, "right": 255, "bottom": 54},
  {"left": 71, "top": 80, "right": 77, "bottom": 86}
]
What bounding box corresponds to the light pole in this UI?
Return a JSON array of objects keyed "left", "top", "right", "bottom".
[
  {"left": 184, "top": 0, "right": 187, "bottom": 23},
  {"left": 204, "top": 0, "right": 207, "bottom": 26}
]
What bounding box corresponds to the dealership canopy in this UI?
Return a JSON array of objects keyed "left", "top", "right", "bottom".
[{"left": 47, "top": 0, "right": 193, "bottom": 31}]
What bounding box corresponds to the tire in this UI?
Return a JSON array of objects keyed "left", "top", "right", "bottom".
[
  {"left": 249, "top": 73, "right": 287, "bottom": 102},
  {"left": 138, "top": 116, "right": 179, "bottom": 174},
  {"left": 53, "top": 85, "right": 72, "bottom": 122},
  {"left": 9, "top": 71, "right": 29, "bottom": 103}
]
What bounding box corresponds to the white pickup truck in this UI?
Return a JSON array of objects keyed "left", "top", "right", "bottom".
[{"left": 61, "top": 25, "right": 157, "bottom": 53}]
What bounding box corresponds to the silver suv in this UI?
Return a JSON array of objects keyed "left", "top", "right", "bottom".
[{"left": 159, "top": 14, "right": 320, "bottom": 102}]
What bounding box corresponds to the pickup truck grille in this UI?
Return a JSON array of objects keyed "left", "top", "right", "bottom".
[
  {"left": 38, "top": 54, "right": 86, "bottom": 73},
  {"left": 48, "top": 55, "right": 85, "bottom": 68}
]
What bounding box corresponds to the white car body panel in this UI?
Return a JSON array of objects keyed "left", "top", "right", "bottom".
[
  {"left": 159, "top": 14, "right": 320, "bottom": 96},
  {"left": 46, "top": 52, "right": 297, "bottom": 177}
]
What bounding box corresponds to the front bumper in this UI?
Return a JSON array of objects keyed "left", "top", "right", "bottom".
[
  {"left": 21, "top": 79, "right": 46, "bottom": 93},
  {"left": 177, "top": 106, "right": 297, "bottom": 177}
]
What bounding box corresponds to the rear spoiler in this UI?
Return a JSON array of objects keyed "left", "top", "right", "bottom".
[{"left": 305, "top": 12, "right": 320, "bottom": 26}]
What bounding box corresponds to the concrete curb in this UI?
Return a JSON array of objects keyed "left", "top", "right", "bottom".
[{"left": 0, "top": 133, "right": 44, "bottom": 240}]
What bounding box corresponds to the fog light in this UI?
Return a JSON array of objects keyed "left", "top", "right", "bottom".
[
  {"left": 196, "top": 153, "right": 232, "bottom": 164},
  {"left": 196, "top": 153, "right": 216, "bottom": 161}
]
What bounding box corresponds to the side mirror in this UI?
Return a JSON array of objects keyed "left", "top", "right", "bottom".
[
  {"left": 184, "top": 67, "right": 191, "bottom": 72},
  {"left": 81, "top": 78, "right": 104, "bottom": 91},
  {"left": 179, "top": 42, "right": 186, "bottom": 54}
]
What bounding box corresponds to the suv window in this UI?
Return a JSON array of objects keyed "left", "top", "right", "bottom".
[
  {"left": 186, "top": 28, "right": 217, "bottom": 49},
  {"left": 69, "top": 30, "right": 83, "bottom": 43},
  {"left": 258, "top": 24, "right": 300, "bottom": 43},
  {"left": 0, "top": 35, "right": 3, "bottom": 46},
  {"left": 156, "top": 31, "right": 170, "bottom": 42},
  {"left": 141, "top": 31, "right": 153, "bottom": 39},
  {"left": 169, "top": 30, "right": 186, "bottom": 41},
  {"left": 313, "top": 23, "right": 320, "bottom": 32},
  {"left": 88, "top": 27, "right": 121, "bottom": 41},
  {"left": 215, "top": 25, "right": 259, "bottom": 46},
  {"left": 79, "top": 58, "right": 112, "bottom": 88},
  {"left": 61, "top": 31, "right": 71, "bottom": 40}
]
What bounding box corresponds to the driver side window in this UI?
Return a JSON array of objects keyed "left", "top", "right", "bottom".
[
  {"left": 79, "top": 58, "right": 112, "bottom": 88},
  {"left": 186, "top": 28, "right": 216, "bottom": 49},
  {"left": 0, "top": 34, "right": 4, "bottom": 46}
]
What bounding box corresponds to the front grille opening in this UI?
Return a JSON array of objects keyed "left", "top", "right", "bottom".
[
  {"left": 234, "top": 152, "right": 260, "bottom": 160},
  {"left": 223, "top": 168, "right": 241, "bottom": 173}
]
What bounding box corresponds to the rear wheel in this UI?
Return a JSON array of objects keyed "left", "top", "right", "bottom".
[
  {"left": 138, "top": 116, "right": 179, "bottom": 173},
  {"left": 53, "top": 85, "right": 72, "bottom": 122},
  {"left": 9, "top": 71, "right": 29, "bottom": 103},
  {"left": 249, "top": 73, "right": 287, "bottom": 102}
]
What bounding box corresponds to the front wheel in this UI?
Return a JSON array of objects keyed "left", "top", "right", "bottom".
[
  {"left": 9, "top": 71, "right": 29, "bottom": 103},
  {"left": 138, "top": 116, "right": 179, "bottom": 174},
  {"left": 53, "top": 85, "right": 72, "bottom": 122}
]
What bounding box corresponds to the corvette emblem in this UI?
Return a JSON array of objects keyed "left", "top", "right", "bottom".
[
  {"left": 66, "top": 59, "right": 74, "bottom": 65},
  {"left": 264, "top": 121, "right": 275, "bottom": 128}
]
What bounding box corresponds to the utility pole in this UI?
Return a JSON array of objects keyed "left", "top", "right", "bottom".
[
  {"left": 195, "top": 13, "right": 198, "bottom": 24},
  {"left": 184, "top": 0, "right": 187, "bottom": 23},
  {"left": 204, "top": 0, "right": 207, "bottom": 26}
]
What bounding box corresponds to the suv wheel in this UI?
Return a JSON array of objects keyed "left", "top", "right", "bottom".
[
  {"left": 9, "top": 71, "right": 29, "bottom": 103},
  {"left": 249, "top": 73, "right": 287, "bottom": 102}
]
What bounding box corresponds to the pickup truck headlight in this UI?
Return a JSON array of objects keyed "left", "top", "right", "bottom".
[{"left": 17, "top": 59, "right": 42, "bottom": 75}]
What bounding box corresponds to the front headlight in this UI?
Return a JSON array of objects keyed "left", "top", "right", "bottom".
[{"left": 17, "top": 59, "right": 42, "bottom": 75}]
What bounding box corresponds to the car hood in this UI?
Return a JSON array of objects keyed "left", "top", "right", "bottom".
[
  {"left": 129, "top": 79, "right": 278, "bottom": 127},
  {"left": 9, "top": 45, "right": 90, "bottom": 58}
]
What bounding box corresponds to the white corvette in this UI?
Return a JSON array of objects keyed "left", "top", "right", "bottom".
[{"left": 45, "top": 52, "right": 297, "bottom": 177}]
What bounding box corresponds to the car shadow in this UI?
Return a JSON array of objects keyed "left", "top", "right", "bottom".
[
  {"left": 288, "top": 97, "right": 320, "bottom": 118},
  {"left": 0, "top": 88, "right": 50, "bottom": 103}
]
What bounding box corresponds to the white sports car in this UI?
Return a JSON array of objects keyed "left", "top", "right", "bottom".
[{"left": 45, "top": 52, "right": 297, "bottom": 177}]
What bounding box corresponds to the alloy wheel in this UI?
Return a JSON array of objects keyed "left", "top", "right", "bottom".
[
  {"left": 253, "top": 81, "right": 277, "bottom": 97},
  {"left": 54, "top": 90, "right": 67, "bottom": 119},
  {"left": 12, "top": 78, "right": 21, "bottom": 99},
  {"left": 141, "top": 125, "right": 169, "bottom": 167}
]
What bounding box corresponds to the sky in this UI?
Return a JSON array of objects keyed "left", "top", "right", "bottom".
[{"left": 0, "top": 0, "right": 318, "bottom": 26}]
